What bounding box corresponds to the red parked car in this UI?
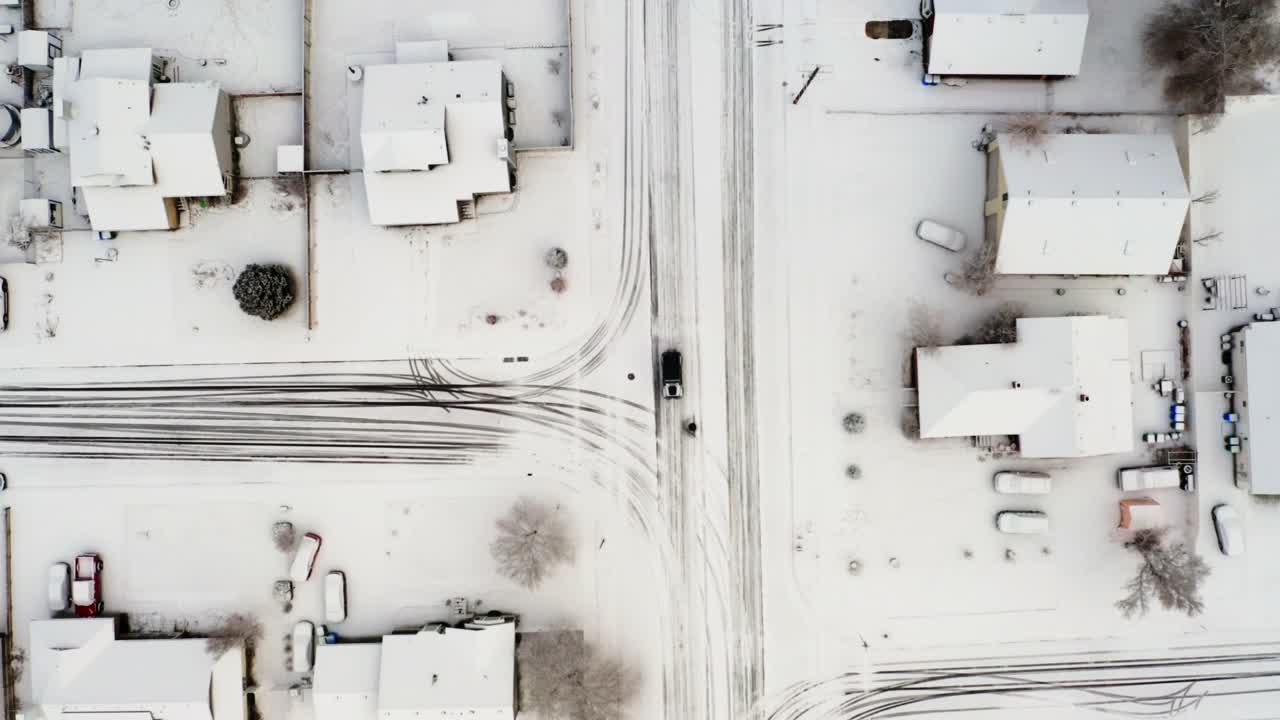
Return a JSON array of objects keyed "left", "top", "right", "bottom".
[{"left": 72, "top": 554, "right": 104, "bottom": 617}]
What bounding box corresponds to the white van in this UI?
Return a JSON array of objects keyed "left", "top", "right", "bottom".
[
  {"left": 1117, "top": 466, "right": 1181, "bottom": 491},
  {"left": 993, "top": 471, "right": 1051, "bottom": 495},
  {"left": 996, "top": 511, "right": 1049, "bottom": 534},
  {"left": 324, "top": 571, "right": 346, "bottom": 623},
  {"left": 291, "top": 620, "right": 315, "bottom": 673}
]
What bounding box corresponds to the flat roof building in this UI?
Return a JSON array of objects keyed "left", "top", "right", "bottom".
[
  {"left": 28, "top": 618, "right": 246, "bottom": 720},
  {"left": 916, "top": 316, "right": 1134, "bottom": 458},
  {"left": 1230, "top": 321, "right": 1280, "bottom": 495},
  {"left": 359, "top": 41, "right": 514, "bottom": 226},
  {"left": 984, "top": 133, "right": 1190, "bottom": 276},
  {"left": 313, "top": 618, "right": 516, "bottom": 720},
  {"left": 923, "top": 0, "right": 1089, "bottom": 78},
  {"left": 47, "top": 48, "right": 232, "bottom": 232}
]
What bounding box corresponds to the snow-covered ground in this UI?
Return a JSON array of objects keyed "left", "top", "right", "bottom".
[{"left": 752, "top": 0, "right": 1280, "bottom": 716}]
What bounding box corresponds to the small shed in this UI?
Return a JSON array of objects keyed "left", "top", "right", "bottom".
[
  {"left": 922, "top": 0, "right": 1089, "bottom": 78},
  {"left": 1119, "top": 497, "right": 1161, "bottom": 530}
]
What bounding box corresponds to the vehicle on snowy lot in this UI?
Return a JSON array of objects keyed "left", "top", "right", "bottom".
[
  {"left": 290, "top": 533, "right": 322, "bottom": 582},
  {"left": 995, "top": 510, "right": 1049, "bottom": 534},
  {"left": 324, "top": 571, "right": 346, "bottom": 623},
  {"left": 993, "top": 471, "right": 1051, "bottom": 495},
  {"left": 1117, "top": 465, "right": 1182, "bottom": 492},
  {"left": 72, "top": 553, "right": 104, "bottom": 617},
  {"left": 48, "top": 562, "right": 70, "bottom": 614},
  {"left": 1212, "top": 504, "right": 1245, "bottom": 557},
  {"left": 916, "top": 219, "right": 967, "bottom": 252},
  {"left": 291, "top": 620, "right": 315, "bottom": 672}
]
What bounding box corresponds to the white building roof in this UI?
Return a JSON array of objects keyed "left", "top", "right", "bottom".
[
  {"left": 29, "top": 618, "right": 246, "bottom": 720},
  {"left": 51, "top": 48, "right": 230, "bottom": 231},
  {"left": 379, "top": 622, "right": 516, "bottom": 719},
  {"left": 314, "top": 644, "right": 381, "bottom": 720},
  {"left": 917, "top": 316, "right": 1134, "bottom": 458},
  {"left": 360, "top": 55, "right": 512, "bottom": 226},
  {"left": 311, "top": 621, "right": 516, "bottom": 720},
  {"left": 1236, "top": 322, "right": 1280, "bottom": 494},
  {"left": 995, "top": 133, "right": 1190, "bottom": 275},
  {"left": 926, "top": 0, "right": 1089, "bottom": 77}
]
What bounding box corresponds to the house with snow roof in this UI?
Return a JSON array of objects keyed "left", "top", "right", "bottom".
[
  {"left": 26, "top": 617, "right": 246, "bottom": 720},
  {"left": 313, "top": 616, "right": 516, "bottom": 720},
  {"left": 358, "top": 40, "right": 515, "bottom": 226},
  {"left": 984, "top": 132, "right": 1190, "bottom": 276},
  {"left": 922, "top": 0, "right": 1090, "bottom": 79},
  {"left": 915, "top": 315, "right": 1134, "bottom": 458}
]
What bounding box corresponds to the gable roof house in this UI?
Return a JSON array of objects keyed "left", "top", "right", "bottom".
[
  {"left": 27, "top": 618, "right": 247, "bottom": 720},
  {"left": 984, "top": 133, "right": 1190, "bottom": 276},
  {"left": 49, "top": 48, "right": 232, "bottom": 232},
  {"left": 313, "top": 617, "right": 517, "bottom": 720},
  {"left": 916, "top": 315, "right": 1134, "bottom": 458},
  {"left": 922, "top": 0, "right": 1090, "bottom": 79},
  {"left": 359, "top": 41, "right": 515, "bottom": 226}
]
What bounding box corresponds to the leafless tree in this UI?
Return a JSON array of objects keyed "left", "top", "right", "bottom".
[
  {"left": 1193, "top": 230, "right": 1224, "bottom": 246},
  {"left": 205, "top": 613, "right": 263, "bottom": 656},
  {"left": 845, "top": 464, "right": 862, "bottom": 480},
  {"left": 957, "top": 237, "right": 999, "bottom": 296},
  {"left": 3, "top": 214, "right": 31, "bottom": 251},
  {"left": 518, "top": 630, "right": 639, "bottom": 720},
  {"left": 842, "top": 412, "right": 867, "bottom": 434},
  {"left": 1116, "top": 527, "right": 1210, "bottom": 618},
  {"left": 907, "top": 302, "right": 944, "bottom": 352},
  {"left": 1144, "top": 0, "right": 1280, "bottom": 115},
  {"left": 1192, "top": 189, "right": 1221, "bottom": 205},
  {"left": 1001, "top": 113, "right": 1056, "bottom": 145},
  {"left": 491, "top": 497, "right": 575, "bottom": 589},
  {"left": 961, "top": 303, "right": 1024, "bottom": 345}
]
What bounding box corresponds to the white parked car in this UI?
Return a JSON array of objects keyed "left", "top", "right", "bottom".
[
  {"left": 47, "top": 562, "right": 70, "bottom": 613},
  {"left": 324, "top": 571, "right": 346, "bottom": 623},
  {"left": 1117, "top": 466, "right": 1182, "bottom": 492},
  {"left": 993, "top": 471, "right": 1051, "bottom": 495},
  {"left": 289, "top": 533, "right": 322, "bottom": 582},
  {"left": 916, "top": 219, "right": 967, "bottom": 252},
  {"left": 291, "top": 620, "right": 315, "bottom": 673},
  {"left": 996, "top": 510, "right": 1049, "bottom": 534},
  {"left": 1212, "top": 504, "right": 1245, "bottom": 556}
]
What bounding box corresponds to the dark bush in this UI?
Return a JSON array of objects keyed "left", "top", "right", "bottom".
[{"left": 233, "top": 264, "right": 295, "bottom": 320}]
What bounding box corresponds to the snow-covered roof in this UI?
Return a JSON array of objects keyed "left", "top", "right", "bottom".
[
  {"left": 359, "top": 55, "right": 512, "bottom": 226},
  {"left": 314, "top": 644, "right": 381, "bottom": 720},
  {"left": 1235, "top": 322, "right": 1280, "bottom": 494},
  {"left": 149, "top": 83, "right": 230, "bottom": 197},
  {"left": 925, "top": 0, "right": 1089, "bottom": 77},
  {"left": 311, "top": 621, "right": 516, "bottom": 720},
  {"left": 994, "top": 133, "right": 1190, "bottom": 275},
  {"left": 379, "top": 622, "right": 516, "bottom": 719},
  {"left": 51, "top": 47, "right": 231, "bottom": 230},
  {"left": 82, "top": 185, "right": 175, "bottom": 231},
  {"left": 916, "top": 316, "right": 1133, "bottom": 458},
  {"left": 29, "top": 618, "right": 246, "bottom": 720}
]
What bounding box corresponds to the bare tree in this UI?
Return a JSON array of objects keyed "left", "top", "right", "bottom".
[
  {"left": 906, "top": 302, "right": 943, "bottom": 352},
  {"left": 1116, "top": 527, "right": 1210, "bottom": 619},
  {"left": 518, "top": 630, "right": 639, "bottom": 720},
  {"left": 957, "top": 237, "right": 999, "bottom": 296},
  {"left": 960, "top": 303, "right": 1024, "bottom": 345},
  {"left": 1001, "top": 113, "right": 1056, "bottom": 145},
  {"left": 842, "top": 412, "right": 867, "bottom": 434},
  {"left": 1144, "top": 0, "right": 1280, "bottom": 115},
  {"left": 491, "top": 497, "right": 575, "bottom": 589},
  {"left": 205, "top": 613, "right": 263, "bottom": 656}
]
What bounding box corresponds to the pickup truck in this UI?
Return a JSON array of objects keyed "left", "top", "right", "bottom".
[{"left": 1117, "top": 466, "right": 1182, "bottom": 492}]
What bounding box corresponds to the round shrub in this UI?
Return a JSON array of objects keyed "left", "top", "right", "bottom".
[{"left": 233, "top": 264, "right": 295, "bottom": 320}]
